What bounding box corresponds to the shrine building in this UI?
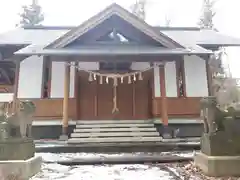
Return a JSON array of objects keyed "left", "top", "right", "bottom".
[{"left": 0, "top": 3, "right": 240, "bottom": 139}]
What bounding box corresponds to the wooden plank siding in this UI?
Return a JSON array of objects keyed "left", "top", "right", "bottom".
[
  {"left": 32, "top": 98, "right": 77, "bottom": 120},
  {"left": 0, "top": 62, "right": 201, "bottom": 120},
  {"left": 25, "top": 97, "right": 200, "bottom": 120},
  {"left": 31, "top": 66, "right": 200, "bottom": 120},
  {"left": 152, "top": 97, "right": 201, "bottom": 118}
]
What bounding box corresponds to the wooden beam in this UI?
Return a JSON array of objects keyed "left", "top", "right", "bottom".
[
  {"left": 70, "top": 55, "right": 183, "bottom": 62},
  {"left": 62, "top": 63, "right": 70, "bottom": 136},
  {"left": 160, "top": 65, "right": 168, "bottom": 126},
  {"left": 12, "top": 60, "right": 20, "bottom": 112}
]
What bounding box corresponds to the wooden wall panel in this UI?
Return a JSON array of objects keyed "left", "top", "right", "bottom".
[
  {"left": 78, "top": 72, "right": 96, "bottom": 120},
  {"left": 32, "top": 98, "right": 77, "bottom": 120},
  {"left": 152, "top": 97, "right": 201, "bottom": 118}
]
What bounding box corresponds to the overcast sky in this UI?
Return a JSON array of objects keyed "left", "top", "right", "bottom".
[{"left": 0, "top": 0, "right": 240, "bottom": 77}]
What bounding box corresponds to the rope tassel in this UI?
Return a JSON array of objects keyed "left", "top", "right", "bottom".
[
  {"left": 88, "top": 73, "right": 93, "bottom": 81},
  {"left": 138, "top": 72, "right": 143, "bottom": 80},
  {"left": 113, "top": 77, "right": 118, "bottom": 86},
  {"left": 128, "top": 76, "right": 131, "bottom": 84},
  {"left": 100, "top": 76, "right": 103, "bottom": 84},
  {"left": 121, "top": 77, "right": 124, "bottom": 83}
]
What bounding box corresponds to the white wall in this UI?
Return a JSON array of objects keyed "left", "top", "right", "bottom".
[
  {"left": 50, "top": 62, "right": 75, "bottom": 98},
  {"left": 165, "top": 62, "right": 178, "bottom": 97},
  {"left": 18, "top": 56, "right": 43, "bottom": 98},
  {"left": 184, "top": 55, "right": 208, "bottom": 97},
  {"left": 78, "top": 62, "right": 99, "bottom": 70},
  {"left": 0, "top": 93, "right": 13, "bottom": 102},
  {"left": 154, "top": 66, "right": 161, "bottom": 97},
  {"left": 131, "top": 62, "right": 150, "bottom": 70},
  {"left": 153, "top": 62, "right": 178, "bottom": 98}
]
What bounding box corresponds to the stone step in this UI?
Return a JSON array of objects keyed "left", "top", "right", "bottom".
[
  {"left": 74, "top": 127, "right": 156, "bottom": 133},
  {"left": 76, "top": 120, "right": 151, "bottom": 124},
  {"left": 71, "top": 131, "right": 159, "bottom": 138},
  {"left": 76, "top": 123, "right": 154, "bottom": 128},
  {"left": 68, "top": 136, "right": 162, "bottom": 144}
]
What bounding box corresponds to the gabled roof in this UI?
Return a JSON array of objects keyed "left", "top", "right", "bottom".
[{"left": 45, "top": 3, "right": 185, "bottom": 49}]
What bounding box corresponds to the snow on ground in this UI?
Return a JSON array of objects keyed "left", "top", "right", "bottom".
[
  {"left": 31, "top": 152, "right": 194, "bottom": 180},
  {"left": 31, "top": 153, "right": 239, "bottom": 180},
  {"left": 32, "top": 163, "right": 175, "bottom": 180}
]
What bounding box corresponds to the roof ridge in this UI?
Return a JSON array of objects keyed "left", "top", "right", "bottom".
[{"left": 23, "top": 25, "right": 201, "bottom": 31}]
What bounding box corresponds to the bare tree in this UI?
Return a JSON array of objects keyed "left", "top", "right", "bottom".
[
  {"left": 130, "top": 0, "right": 147, "bottom": 20},
  {"left": 164, "top": 15, "right": 172, "bottom": 27},
  {"left": 198, "top": 0, "right": 216, "bottom": 29}
]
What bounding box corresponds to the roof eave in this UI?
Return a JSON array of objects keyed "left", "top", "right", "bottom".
[
  {"left": 200, "top": 43, "right": 240, "bottom": 48},
  {"left": 14, "top": 51, "right": 212, "bottom": 57}
]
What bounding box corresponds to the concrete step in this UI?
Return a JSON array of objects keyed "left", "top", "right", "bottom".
[
  {"left": 76, "top": 123, "right": 154, "bottom": 128},
  {"left": 76, "top": 120, "right": 151, "bottom": 124},
  {"left": 68, "top": 136, "right": 162, "bottom": 144},
  {"left": 74, "top": 127, "right": 157, "bottom": 133},
  {"left": 71, "top": 131, "right": 159, "bottom": 138}
]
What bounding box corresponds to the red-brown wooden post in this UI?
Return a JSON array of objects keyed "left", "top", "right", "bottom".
[
  {"left": 160, "top": 65, "right": 168, "bottom": 125},
  {"left": 160, "top": 65, "right": 171, "bottom": 138},
  {"left": 12, "top": 59, "right": 20, "bottom": 113},
  {"left": 60, "top": 62, "right": 70, "bottom": 140}
]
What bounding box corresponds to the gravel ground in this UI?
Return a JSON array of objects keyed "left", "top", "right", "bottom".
[
  {"left": 167, "top": 162, "right": 240, "bottom": 180},
  {"left": 30, "top": 152, "right": 240, "bottom": 180}
]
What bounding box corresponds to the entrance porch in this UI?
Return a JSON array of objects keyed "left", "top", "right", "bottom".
[{"left": 14, "top": 3, "right": 211, "bottom": 140}]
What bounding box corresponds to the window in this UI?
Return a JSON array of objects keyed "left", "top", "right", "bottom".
[{"left": 176, "top": 60, "right": 186, "bottom": 97}]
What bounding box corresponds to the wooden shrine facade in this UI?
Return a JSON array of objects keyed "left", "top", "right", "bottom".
[
  {"left": 12, "top": 3, "right": 213, "bottom": 135},
  {"left": 3, "top": 3, "right": 240, "bottom": 136}
]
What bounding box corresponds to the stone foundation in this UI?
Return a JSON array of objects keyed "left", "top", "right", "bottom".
[
  {"left": 194, "top": 152, "right": 240, "bottom": 177},
  {"left": 0, "top": 156, "right": 42, "bottom": 179},
  {"left": 0, "top": 138, "right": 35, "bottom": 160},
  {"left": 201, "top": 132, "right": 240, "bottom": 156}
]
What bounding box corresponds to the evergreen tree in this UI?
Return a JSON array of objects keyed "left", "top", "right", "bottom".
[
  {"left": 18, "top": 0, "right": 44, "bottom": 27},
  {"left": 198, "top": 0, "right": 238, "bottom": 106}
]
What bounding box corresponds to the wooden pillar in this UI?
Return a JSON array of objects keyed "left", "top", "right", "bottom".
[
  {"left": 12, "top": 59, "right": 20, "bottom": 112},
  {"left": 62, "top": 63, "right": 70, "bottom": 136},
  {"left": 160, "top": 65, "right": 168, "bottom": 126},
  {"left": 206, "top": 59, "right": 213, "bottom": 96}
]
